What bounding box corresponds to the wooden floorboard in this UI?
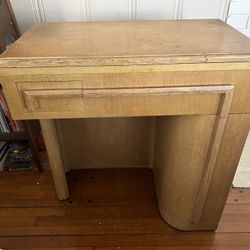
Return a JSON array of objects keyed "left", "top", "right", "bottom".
[{"left": 0, "top": 168, "right": 249, "bottom": 249}]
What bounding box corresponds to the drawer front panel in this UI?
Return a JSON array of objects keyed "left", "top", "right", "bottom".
[
  {"left": 17, "top": 81, "right": 83, "bottom": 113},
  {"left": 23, "top": 89, "right": 82, "bottom": 112},
  {"left": 80, "top": 92, "right": 221, "bottom": 117},
  {"left": 13, "top": 80, "right": 228, "bottom": 119},
  {"left": 1, "top": 69, "right": 249, "bottom": 116}
]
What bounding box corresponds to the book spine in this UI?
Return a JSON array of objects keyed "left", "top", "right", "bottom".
[
  {"left": 0, "top": 122, "right": 3, "bottom": 132},
  {"left": 0, "top": 149, "right": 9, "bottom": 172},
  {"left": 0, "top": 90, "right": 19, "bottom": 131},
  {"left": 0, "top": 105, "right": 11, "bottom": 132}
]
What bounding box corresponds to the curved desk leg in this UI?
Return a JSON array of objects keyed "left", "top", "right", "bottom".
[
  {"left": 153, "top": 115, "right": 217, "bottom": 230},
  {"left": 40, "top": 119, "right": 69, "bottom": 200},
  {"left": 153, "top": 114, "right": 250, "bottom": 231}
]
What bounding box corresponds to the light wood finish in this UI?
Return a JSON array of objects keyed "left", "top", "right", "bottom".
[
  {"left": 80, "top": 86, "right": 234, "bottom": 97},
  {"left": 154, "top": 115, "right": 217, "bottom": 230},
  {"left": 0, "top": 168, "right": 250, "bottom": 248},
  {"left": 1, "top": 69, "right": 250, "bottom": 120},
  {"left": 0, "top": 20, "right": 250, "bottom": 231},
  {"left": 40, "top": 119, "right": 69, "bottom": 200},
  {"left": 14, "top": 84, "right": 231, "bottom": 119},
  {"left": 1, "top": 20, "right": 250, "bottom": 67},
  {"left": 148, "top": 117, "right": 156, "bottom": 169},
  {"left": 57, "top": 117, "right": 150, "bottom": 170},
  {"left": 201, "top": 114, "right": 250, "bottom": 224},
  {"left": 193, "top": 87, "right": 235, "bottom": 222},
  {"left": 154, "top": 114, "right": 250, "bottom": 230},
  {"left": 23, "top": 89, "right": 82, "bottom": 111}
]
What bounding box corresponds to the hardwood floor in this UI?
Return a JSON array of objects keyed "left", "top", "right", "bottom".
[{"left": 0, "top": 168, "right": 249, "bottom": 249}]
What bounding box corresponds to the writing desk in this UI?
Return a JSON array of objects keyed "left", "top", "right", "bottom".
[{"left": 0, "top": 19, "right": 250, "bottom": 231}]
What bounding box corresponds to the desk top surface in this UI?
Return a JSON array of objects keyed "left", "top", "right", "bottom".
[{"left": 1, "top": 19, "right": 250, "bottom": 67}]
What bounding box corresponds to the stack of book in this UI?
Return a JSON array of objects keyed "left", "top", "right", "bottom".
[
  {"left": 0, "top": 88, "right": 34, "bottom": 172},
  {"left": 0, "top": 141, "right": 9, "bottom": 171},
  {"left": 0, "top": 89, "right": 22, "bottom": 132},
  {"left": 4, "top": 142, "right": 33, "bottom": 171}
]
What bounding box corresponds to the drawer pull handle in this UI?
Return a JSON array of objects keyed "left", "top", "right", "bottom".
[
  {"left": 82, "top": 86, "right": 234, "bottom": 98},
  {"left": 23, "top": 89, "right": 82, "bottom": 111},
  {"left": 24, "top": 89, "right": 82, "bottom": 98}
]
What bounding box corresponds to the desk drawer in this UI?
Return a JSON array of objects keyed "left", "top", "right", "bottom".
[
  {"left": 23, "top": 88, "right": 82, "bottom": 112},
  {"left": 80, "top": 87, "right": 221, "bottom": 117},
  {"left": 17, "top": 81, "right": 83, "bottom": 113},
  {"left": 15, "top": 81, "right": 224, "bottom": 118}
]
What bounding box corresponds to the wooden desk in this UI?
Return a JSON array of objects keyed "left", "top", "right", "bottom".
[{"left": 0, "top": 20, "right": 250, "bottom": 231}]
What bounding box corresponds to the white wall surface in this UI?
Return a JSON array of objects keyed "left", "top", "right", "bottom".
[
  {"left": 225, "top": 1, "right": 250, "bottom": 187},
  {"left": 226, "top": 0, "right": 250, "bottom": 37},
  {"left": 233, "top": 131, "right": 250, "bottom": 187},
  {"left": 10, "top": 0, "right": 230, "bottom": 34}
]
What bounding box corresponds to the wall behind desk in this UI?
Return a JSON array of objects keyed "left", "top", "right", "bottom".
[{"left": 10, "top": 0, "right": 230, "bottom": 34}]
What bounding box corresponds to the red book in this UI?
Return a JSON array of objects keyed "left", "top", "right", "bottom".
[{"left": 0, "top": 89, "right": 21, "bottom": 131}]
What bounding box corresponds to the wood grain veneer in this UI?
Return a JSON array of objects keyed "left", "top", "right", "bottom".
[{"left": 0, "top": 20, "right": 249, "bottom": 231}]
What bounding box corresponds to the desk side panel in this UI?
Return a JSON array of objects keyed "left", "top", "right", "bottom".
[
  {"left": 201, "top": 114, "right": 250, "bottom": 226},
  {"left": 153, "top": 115, "right": 217, "bottom": 230},
  {"left": 153, "top": 114, "right": 250, "bottom": 230}
]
